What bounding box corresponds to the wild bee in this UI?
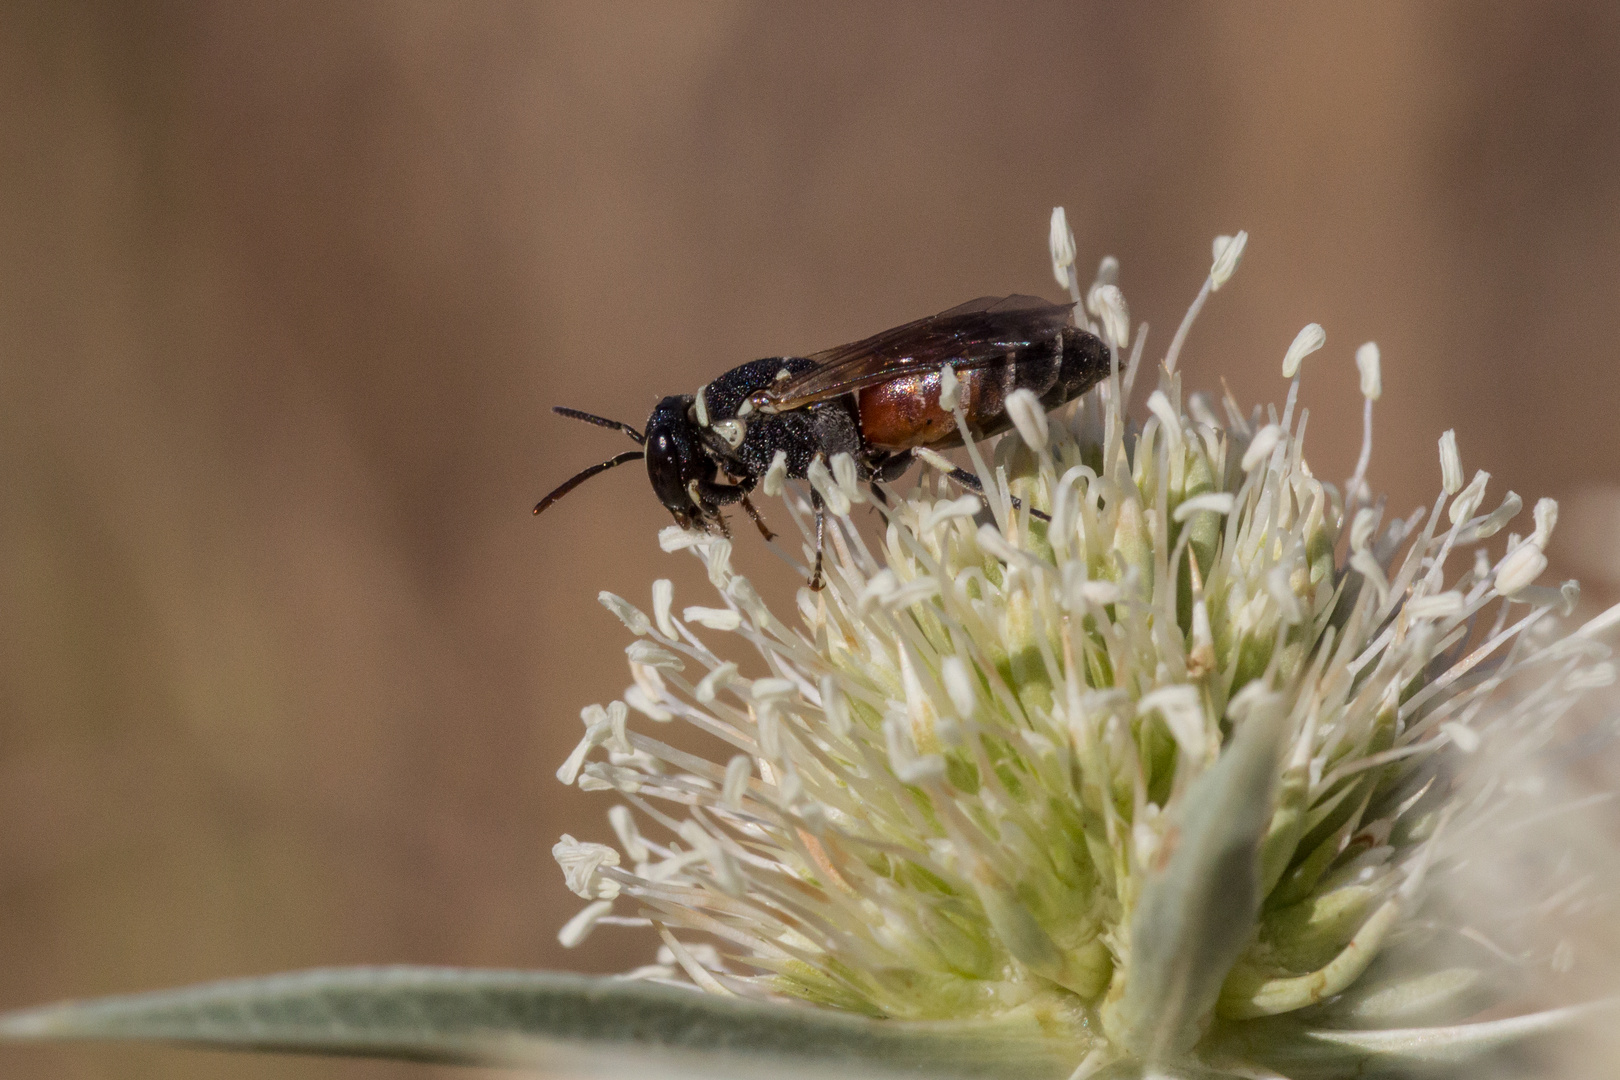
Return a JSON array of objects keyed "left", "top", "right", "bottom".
[{"left": 536, "top": 295, "right": 1110, "bottom": 586}]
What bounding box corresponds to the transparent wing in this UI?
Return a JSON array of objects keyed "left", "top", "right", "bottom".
[{"left": 757, "top": 295, "right": 1075, "bottom": 411}]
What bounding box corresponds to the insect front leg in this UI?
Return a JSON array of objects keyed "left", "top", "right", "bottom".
[
  {"left": 739, "top": 493, "right": 776, "bottom": 541},
  {"left": 696, "top": 476, "right": 756, "bottom": 539}
]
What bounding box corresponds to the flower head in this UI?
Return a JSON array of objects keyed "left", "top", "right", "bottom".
[
  {"left": 555, "top": 227, "right": 1618, "bottom": 1075},
  {"left": 1, "top": 221, "right": 1614, "bottom": 1080}
]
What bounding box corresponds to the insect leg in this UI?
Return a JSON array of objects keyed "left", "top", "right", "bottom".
[
  {"left": 809, "top": 490, "right": 826, "bottom": 591},
  {"left": 941, "top": 466, "right": 1052, "bottom": 523},
  {"left": 696, "top": 479, "right": 749, "bottom": 505},
  {"left": 943, "top": 466, "right": 986, "bottom": 494},
  {"left": 739, "top": 493, "right": 776, "bottom": 541},
  {"left": 872, "top": 449, "right": 915, "bottom": 483},
  {"left": 864, "top": 449, "right": 912, "bottom": 510}
]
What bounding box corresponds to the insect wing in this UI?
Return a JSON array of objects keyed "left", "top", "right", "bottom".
[{"left": 756, "top": 295, "right": 1077, "bottom": 412}]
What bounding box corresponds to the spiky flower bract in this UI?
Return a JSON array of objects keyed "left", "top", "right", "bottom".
[{"left": 555, "top": 221, "right": 1618, "bottom": 1076}]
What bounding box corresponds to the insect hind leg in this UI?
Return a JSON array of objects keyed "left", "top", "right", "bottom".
[
  {"left": 808, "top": 490, "right": 826, "bottom": 591},
  {"left": 861, "top": 449, "right": 912, "bottom": 513},
  {"left": 942, "top": 467, "right": 1052, "bottom": 523}
]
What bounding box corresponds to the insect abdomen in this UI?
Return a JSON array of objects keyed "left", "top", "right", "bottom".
[{"left": 857, "top": 330, "right": 1109, "bottom": 451}]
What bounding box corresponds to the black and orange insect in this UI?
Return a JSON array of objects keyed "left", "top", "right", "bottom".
[{"left": 535, "top": 295, "right": 1110, "bottom": 586}]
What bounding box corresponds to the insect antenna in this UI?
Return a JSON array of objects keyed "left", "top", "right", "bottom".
[
  {"left": 533, "top": 450, "right": 645, "bottom": 515},
  {"left": 553, "top": 406, "right": 646, "bottom": 445}
]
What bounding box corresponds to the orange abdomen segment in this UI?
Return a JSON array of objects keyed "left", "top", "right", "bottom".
[
  {"left": 857, "top": 370, "right": 961, "bottom": 449},
  {"left": 858, "top": 368, "right": 1005, "bottom": 450}
]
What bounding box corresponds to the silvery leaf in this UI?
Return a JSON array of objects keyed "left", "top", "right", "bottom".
[
  {"left": 1103, "top": 702, "right": 1287, "bottom": 1060},
  {"left": 0, "top": 966, "right": 1080, "bottom": 1079},
  {"left": 1213, "top": 998, "right": 1619, "bottom": 1079}
]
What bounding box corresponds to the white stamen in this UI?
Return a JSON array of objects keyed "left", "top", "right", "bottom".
[
  {"left": 679, "top": 821, "right": 744, "bottom": 897},
  {"left": 659, "top": 525, "right": 701, "bottom": 552},
  {"left": 627, "top": 640, "right": 683, "bottom": 670},
  {"left": 1351, "top": 547, "right": 1391, "bottom": 606},
  {"left": 1449, "top": 471, "right": 1491, "bottom": 525},
  {"left": 652, "top": 578, "right": 676, "bottom": 637},
  {"left": 723, "top": 755, "right": 752, "bottom": 807},
  {"left": 938, "top": 364, "right": 961, "bottom": 412},
  {"left": 807, "top": 456, "right": 851, "bottom": 516},
  {"left": 552, "top": 835, "right": 621, "bottom": 899},
  {"left": 608, "top": 804, "right": 649, "bottom": 862},
  {"left": 750, "top": 677, "right": 797, "bottom": 701},
  {"left": 920, "top": 494, "right": 984, "bottom": 533},
  {"left": 820, "top": 674, "right": 851, "bottom": 737},
  {"left": 683, "top": 606, "right": 742, "bottom": 631},
  {"left": 1462, "top": 491, "right": 1523, "bottom": 544},
  {"left": 1146, "top": 390, "right": 1182, "bottom": 448},
  {"left": 1496, "top": 542, "right": 1548, "bottom": 595},
  {"left": 1532, "top": 497, "right": 1558, "bottom": 549},
  {"left": 1282, "top": 323, "right": 1325, "bottom": 379},
  {"left": 1441, "top": 722, "right": 1481, "bottom": 754},
  {"left": 1356, "top": 341, "right": 1382, "bottom": 400},
  {"left": 1241, "top": 424, "right": 1283, "bottom": 471},
  {"left": 558, "top": 900, "right": 615, "bottom": 948},
  {"left": 1173, "top": 492, "right": 1236, "bottom": 522},
  {"left": 1266, "top": 565, "right": 1305, "bottom": 624},
  {"left": 556, "top": 714, "right": 609, "bottom": 785},
  {"left": 762, "top": 450, "right": 788, "bottom": 496},
  {"left": 1140, "top": 686, "right": 1206, "bottom": 759},
  {"left": 1439, "top": 430, "right": 1463, "bottom": 495},
  {"left": 1005, "top": 388, "right": 1049, "bottom": 452},
  {"left": 916, "top": 446, "right": 956, "bottom": 476},
  {"left": 1080, "top": 580, "right": 1121, "bottom": 606},
  {"left": 1349, "top": 395, "right": 1374, "bottom": 503},
  {"left": 599, "top": 592, "right": 650, "bottom": 635},
  {"left": 624, "top": 684, "right": 672, "bottom": 722},
  {"left": 831, "top": 452, "right": 866, "bottom": 505},
  {"left": 1209, "top": 230, "right": 1248, "bottom": 290},
  {"left": 1350, "top": 507, "right": 1380, "bottom": 554},
  {"left": 693, "top": 662, "right": 737, "bottom": 704},
  {"left": 1089, "top": 284, "right": 1131, "bottom": 348},
  {"left": 941, "top": 655, "right": 977, "bottom": 718},
  {"left": 701, "top": 539, "right": 733, "bottom": 589},
  {"left": 1406, "top": 591, "right": 1465, "bottom": 620},
  {"left": 1049, "top": 206, "right": 1078, "bottom": 291}
]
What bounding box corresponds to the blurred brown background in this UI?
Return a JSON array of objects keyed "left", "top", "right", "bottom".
[{"left": 3, "top": 3, "right": 1620, "bottom": 1078}]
